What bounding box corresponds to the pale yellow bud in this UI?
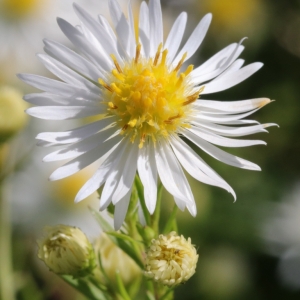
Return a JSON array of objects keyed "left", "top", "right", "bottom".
[
  {"left": 37, "top": 225, "right": 96, "bottom": 277},
  {"left": 94, "top": 233, "right": 141, "bottom": 286},
  {"left": 145, "top": 232, "right": 198, "bottom": 286},
  {"left": 0, "top": 86, "right": 28, "bottom": 143}
]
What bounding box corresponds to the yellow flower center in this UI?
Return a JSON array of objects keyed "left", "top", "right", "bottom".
[
  {"left": 99, "top": 44, "right": 202, "bottom": 148},
  {"left": 1, "top": 0, "right": 41, "bottom": 18}
]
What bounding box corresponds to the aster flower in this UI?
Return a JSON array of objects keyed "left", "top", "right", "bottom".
[{"left": 19, "top": 0, "right": 275, "bottom": 229}]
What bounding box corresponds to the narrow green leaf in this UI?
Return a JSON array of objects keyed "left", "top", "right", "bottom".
[
  {"left": 89, "top": 207, "right": 114, "bottom": 232},
  {"left": 61, "top": 275, "right": 103, "bottom": 300},
  {"left": 146, "top": 290, "right": 156, "bottom": 300},
  {"left": 115, "top": 271, "right": 131, "bottom": 300},
  {"left": 106, "top": 231, "right": 143, "bottom": 245}
]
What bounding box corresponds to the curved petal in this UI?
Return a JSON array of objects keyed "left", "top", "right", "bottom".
[
  {"left": 149, "top": 0, "right": 163, "bottom": 56},
  {"left": 155, "top": 139, "right": 195, "bottom": 205},
  {"left": 183, "top": 129, "right": 261, "bottom": 171},
  {"left": 137, "top": 140, "right": 158, "bottom": 214},
  {"left": 164, "top": 12, "right": 187, "bottom": 63},
  {"left": 172, "top": 13, "right": 212, "bottom": 65}
]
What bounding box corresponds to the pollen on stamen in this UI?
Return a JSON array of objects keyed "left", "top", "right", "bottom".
[
  {"left": 174, "top": 52, "right": 188, "bottom": 73},
  {"left": 153, "top": 43, "right": 163, "bottom": 66},
  {"left": 182, "top": 86, "right": 205, "bottom": 106},
  {"left": 110, "top": 54, "right": 122, "bottom": 73},
  {"left": 98, "top": 79, "right": 113, "bottom": 92},
  {"left": 135, "top": 43, "right": 141, "bottom": 64}
]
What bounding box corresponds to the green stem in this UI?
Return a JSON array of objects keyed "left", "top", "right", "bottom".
[
  {"left": 134, "top": 175, "right": 151, "bottom": 226},
  {"left": 0, "top": 184, "right": 15, "bottom": 300},
  {"left": 151, "top": 182, "right": 163, "bottom": 235}
]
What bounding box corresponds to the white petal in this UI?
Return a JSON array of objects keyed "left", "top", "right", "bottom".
[
  {"left": 139, "top": 1, "right": 150, "bottom": 58},
  {"left": 36, "top": 117, "right": 116, "bottom": 144},
  {"left": 43, "top": 128, "right": 120, "bottom": 162},
  {"left": 172, "top": 13, "right": 212, "bottom": 65},
  {"left": 192, "top": 47, "right": 245, "bottom": 85},
  {"left": 193, "top": 108, "right": 261, "bottom": 123},
  {"left": 221, "top": 59, "right": 245, "bottom": 74},
  {"left": 170, "top": 135, "right": 236, "bottom": 199},
  {"left": 75, "top": 139, "right": 125, "bottom": 202},
  {"left": 189, "top": 126, "right": 266, "bottom": 147},
  {"left": 37, "top": 54, "right": 100, "bottom": 93},
  {"left": 108, "top": 0, "right": 134, "bottom": 57},
  {"left": 201, "top": 62, "right": 263, "bottom": 94},
  {"left": 155, "top": 139, "right": 195, "bottom": 205},
  {"left": 191, "top": 42, "right": 244, "bottom": 77},
  {"left": 18, "top": 73, "right": 79, "bottom": 97},
  {"left": 149, "top": 0, "right": 163, "bottom": 56},
  {"left": 164, "top": 12, "right": 187, "bottom": 63},
  {"left": 24, "top": 93, "right": 70, "bottom": 106},
  {"left": 43, "top": 39, "right": 101, "bottom": 82},
  {"left": 190, "top": 120, "right": 277, "bottom": 137},
  {"left": 114, "top": 188, "right": 132, "bottom": 230},
  {"left": 137, "top": 140, "right": 157, "bottom": 214},
  {"left": 57, "top": 18, "right": 110, "bottom": 72},
  {"left": 49, "top": 136, "right": 121, "bottom": 180},
  {"left": 127, "top": 1, "right": 136, "bottom": 56},
  {"left": 193, "top": 98, "right": 272, "bottom": 114},
  {"left": 173, "top": 197, "right": 186, "bottom": 211},
  {"left": 112, "top": 140, "right": 139, "bottom": 204},
  {"left": 184, "top": 129, "right": 261, "bottom": 171},
  {"left": 26, "top": 105, "right": 104, "bottom": 120},
  {"left": 73, "top": 3, "right": 122, "bottom": 62}
]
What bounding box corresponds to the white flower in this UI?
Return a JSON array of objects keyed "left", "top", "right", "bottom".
[{"left": 19, "top": 0, "right": 276, "bottom": 229}]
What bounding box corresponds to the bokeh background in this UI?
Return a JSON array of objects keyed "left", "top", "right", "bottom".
[{"left": 1, "top": 0, "right": 300, "bottom": 299}]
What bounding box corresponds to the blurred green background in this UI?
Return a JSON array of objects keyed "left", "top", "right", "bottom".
[{"left": 1, "top": 0, "right": 300, "bottom": 299}]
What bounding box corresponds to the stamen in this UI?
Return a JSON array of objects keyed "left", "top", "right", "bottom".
[
  {"left": 108, "top": 102, "right": 118, "bottom": 109},
  {"left": 110, "top": 54, "right": 123, "bottom": 73},
  {"left": 111, "top": 83, "right": 122, "bottom": 94},
  {"left": 160, "top": 49, "right": 168, "bottom": 66},
  {"left": 164, "top": 113, "right": 181, "bottom": 124},
  {"left": 153, "top": 43, "right": 163, "bottom": 66},
  {"left": 135, "top": 43, "right": 141, "bottom": 64},
  {"left": 112, "top": 69, "right": 125, "bottom": 81},
  {"left": 139, "top": 133, "right": 146, "bottom": 148},
  {"left": 184, "top": 65, "right": 194, "bottom": 76},
  {"left": 128, "top": 118, "right": 137, "bottom": 127},
  {"left": 174, "top": 52, "right": 188, "bottom": 73},
  {"left": 98, "top": 79, "right": 113, "bottom": 92},
  {"left": 176, "top": 73, "right": 185, "bottom": 88},
  {"left": 182, "top": 86, "right": 205, "bottom": 106},
  {"left": 121, "top": 124, "right": 128, "bottom": 134}
]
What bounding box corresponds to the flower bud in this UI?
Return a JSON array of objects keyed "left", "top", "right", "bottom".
[
  {"left": 145, "top": 232, "right": 198, "bottom": 286},
  {"left": 37, "top": 225, "right": 96, "bottom": 277},
  {"left": 94, "top": 233, "right": 141, "bottom": 286},
  {"left": 0, "top": 86, "right": 28, "bottom": 143}
]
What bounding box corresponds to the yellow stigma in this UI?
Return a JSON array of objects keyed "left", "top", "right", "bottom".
[
  {"left": 1, "top": 0, "right": 41, "bottom": 18},
  {"left": 100, "top": 45, "right": 202, "bottom": 148}
]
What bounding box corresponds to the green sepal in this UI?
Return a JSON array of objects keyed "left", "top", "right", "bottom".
[{"left": 89, "top": 207, "right": 114, "bottom": 232}]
